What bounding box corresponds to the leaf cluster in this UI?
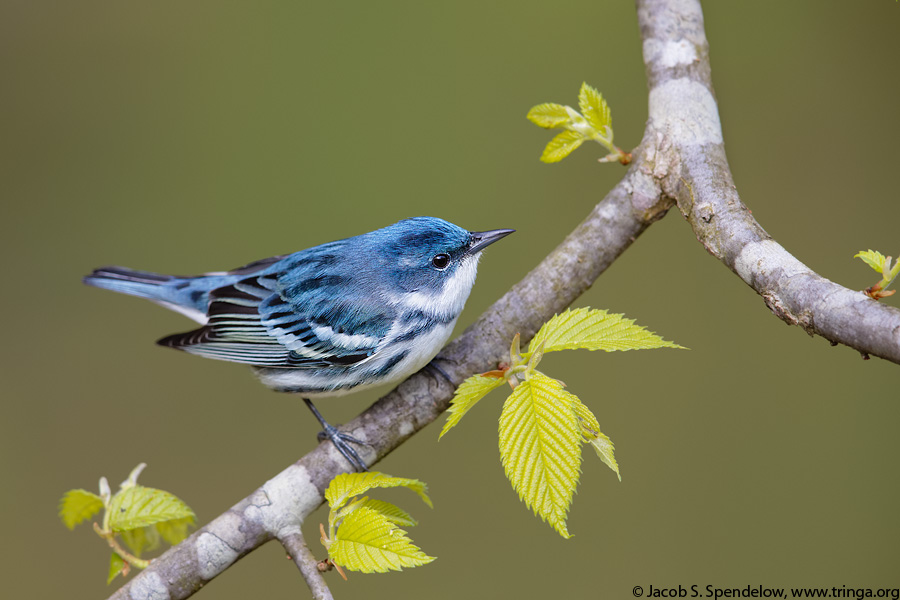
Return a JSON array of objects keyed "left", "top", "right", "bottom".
[
  {"left": 441, "top": 307, "right": 683, "bottom": 537},
  {"left": 320, "top": 472, "right": 435, "bottom": 577},
  {"left": 527, "top": 82, "right": 630, "bottom": 164},
  {"left": 855, "top": 249, "right": 900, "bottom": 300},
  {"left": 58, "top": 463, "right": 195, "bottom": 584}
]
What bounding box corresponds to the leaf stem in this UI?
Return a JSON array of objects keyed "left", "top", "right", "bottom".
[
  {"left": 93, "top": 523, "right": 150, "bottom": 569},
  {"left": 599, "top": 146, "right": 632, "bottom": 164}
]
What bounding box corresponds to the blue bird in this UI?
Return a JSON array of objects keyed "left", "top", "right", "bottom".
[{"left": 84, "top": 217, "right": 514, "bottom": 470}]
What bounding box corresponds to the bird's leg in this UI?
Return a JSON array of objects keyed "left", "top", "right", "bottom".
[{"left": 302, "top": 398, "right": 369, "bottom": 472}]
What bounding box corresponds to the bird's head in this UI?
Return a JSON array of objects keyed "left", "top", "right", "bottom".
[{"left": 371, "top": 217, "right": 514, "bottom": 318}]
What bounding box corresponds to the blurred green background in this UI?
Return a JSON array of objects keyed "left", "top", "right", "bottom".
[{"left": 3, "top": 1, "right": 898, "bottom": 598}]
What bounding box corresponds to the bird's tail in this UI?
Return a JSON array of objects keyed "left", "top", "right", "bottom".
[
  {"left": 83, "top": 266, "right": 212, "bottom": 323},
  {"left": 83, "top": 266, "right": 175, "bottom": 301}
]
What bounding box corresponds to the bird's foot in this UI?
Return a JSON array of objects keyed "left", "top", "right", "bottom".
[
  {"left": 316, "top": 424, "right": 370, "bottom": 472},
  {"left": 303, "top": 398, "right": 369, "bottom": 472}
]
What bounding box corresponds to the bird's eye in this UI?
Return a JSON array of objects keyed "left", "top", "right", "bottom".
[{"left": 431, "top": 253, "right": 451, "bottom": 270}]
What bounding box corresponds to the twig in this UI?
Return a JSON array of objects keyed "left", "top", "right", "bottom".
[{"left": 279, "top": 532, "right": 333, "bottom": 600}]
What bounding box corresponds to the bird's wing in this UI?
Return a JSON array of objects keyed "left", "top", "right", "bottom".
[{"left": 157, "top": 268, "right": 394, "bottom": 369}]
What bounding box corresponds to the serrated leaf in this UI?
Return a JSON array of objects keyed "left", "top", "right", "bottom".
[
  {"left": 529, "top": 307, "right": 685, "bottom": 354},
  {"left": 107, "top": 485, "right": 195, "bottom": 532},
  {"left": 526, "top": 103, "right": 571, "bottom": 128},
  {"left": 587, "top": 432, "right": 621, "bottom": 481},
  {"left": 121, "top": 525, "right": 160, "bottom": 557},
  {"left": 855, "top": 249, "right": 887, "bottom": 273},
  {"left": 568, "top": 392, "right": 601, "bottom": 437},
  {"left": 440, "top": 374, "right": 506, "bottom": 439},
  {"left": 59, "top": 489, "right": 104, "bottom": 530},
  {"left": 499, "top": 373, "right": 582, "bottom": 538},
  {"left": 578, "top": 82, "right": 612, "bottom": 134},
  {"left": 569, "top": 396, "right": 621, "bottom": 481},
  {"left": 540, "top": 130, "right": 584, "bottom": 163},
  {"left": 330, "top": 506, "right": 435, "bottom": 573},
  {"left": 358, "top": 499, "right": 418, "bottom": 527},
  {"left": 325, "top": 472, "right": 432, "bottom": 512},
  {"left": 155, "top": 516, "right": 195, "bottom": 546},
  {"left": 107, "top": 553, "right": 126, "bottom": 585}
]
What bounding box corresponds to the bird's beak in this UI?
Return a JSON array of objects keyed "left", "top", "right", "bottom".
[{"left": 468, "top": 228, "right": 515, "bottom": 254}]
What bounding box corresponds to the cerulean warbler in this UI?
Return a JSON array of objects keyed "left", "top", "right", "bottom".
[{"left": 84, "top": 216, "right": 514, "bottom": 470}]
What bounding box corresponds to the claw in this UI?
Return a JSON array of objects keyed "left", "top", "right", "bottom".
[
  {"left": 424, "top": 359, "right": 455, "bottom": 387},
  {"left": 303, "top": 399, "right": 369, "bottom": 471}
]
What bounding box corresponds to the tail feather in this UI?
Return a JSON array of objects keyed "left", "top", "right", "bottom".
[
  {"left": 83, "top": 266, "right": 211, "bottom": 324},
  {"left": 85, "top": 266, "right": 173, "bottom": 285},
  {"left": 83, "top": 266, "right": 175, "bottom": 301}
]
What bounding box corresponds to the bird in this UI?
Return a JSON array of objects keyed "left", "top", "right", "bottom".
[{"left": 83, "top": 216, "right": 514, "bottom": 470}]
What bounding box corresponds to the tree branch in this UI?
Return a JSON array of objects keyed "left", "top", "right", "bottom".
[
  {"left": 106, "top": 1, "right": 899, "bottom": 598},
  {"left": 636, "top": 0, "right": 900, "bottom": 363}
]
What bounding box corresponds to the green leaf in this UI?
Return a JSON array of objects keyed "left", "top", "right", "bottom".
[
  {"left": 330, "top": 506, "right": 435, "bottom": 573},
  {"left": 440, "top": 374, "right": 506, "bottom": 439},
  {"left": 155, "top": 516, "right": 195, "bottom": 545},
  {"left": 107, "top": 553, "right": 126, "bottom": 585},
  {"left": 587, "top": 431, "right": 620, "bottom": 481},
  {"left": 526, "top": 103, "right": 571, "bottom": 128},
  {"left": 578, "top": 82, "right": 612, "bottom": 134},
  {"left": 325, "top": 472, "right": 432, "bottom": 512},
  {"left": 528, "top": 307, "right": 685, "bottom": 354},
  {"left": 855, "top": 249, "right": 887, "bottom": 273},
  {"left": 59, "top": 489, "right": 104, "bottom": 530},
  {"left": 569, "top": 396, "right": 621, "bottom": 481},
  {"left": 358, "top": 498, "right": 418, "bottom": 527},
  {"left": 540, "top": 130, "right": 584, "bottom": 163},
  {"left": 498, "top": 373, "right": 582, "bottom": 538},
  {"left": 121, "top": 525, "right": 160, "bottom": 558},
  {"left": 107, "top": 485, "right": 195, "bottom": 532}
]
